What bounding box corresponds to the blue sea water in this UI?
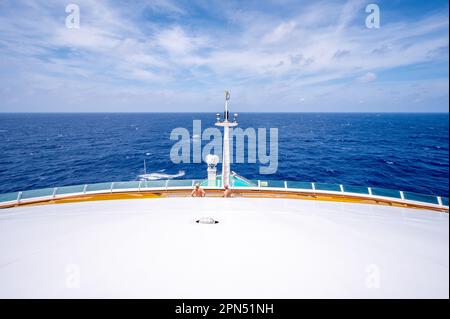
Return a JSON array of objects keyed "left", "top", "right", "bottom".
[{"left": 0, "top": 113, "right": 448, "bottom": 196}]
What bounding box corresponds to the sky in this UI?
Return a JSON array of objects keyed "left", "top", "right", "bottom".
[{"left": 0, "top": 0, "right": 448, "bottom": 112}]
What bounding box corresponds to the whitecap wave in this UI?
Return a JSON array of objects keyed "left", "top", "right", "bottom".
[{"left": 139, "top": 170, "right": 185, "bottom": 181}]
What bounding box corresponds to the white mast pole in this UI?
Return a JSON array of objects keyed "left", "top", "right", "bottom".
[
  {"left": 215, "top": 90, "right": 237, "bottom": 188},
  {"left": 222, "top": 123, "right": 230, "bottom": 187}
]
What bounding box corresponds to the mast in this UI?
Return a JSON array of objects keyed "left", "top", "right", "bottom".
[{"left": 215, "top": 91, "right": 238, "bottom": 188}]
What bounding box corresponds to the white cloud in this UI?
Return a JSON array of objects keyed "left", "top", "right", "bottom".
[
  {"left": 155, "top": 26, "right": 209, "bottom": 55},
  {"left": 0, "top": 0, "right": 448, "bottom": 112},
  {"left": 358, "top": 72, "right": 377, "bottom": 83},
  {"left": 142, "top": 0, "right": 186, "bottom": 15},
  {"left": 52, "top": 27, "right": 121, "bottom": 51},
  {"left": 262, "top": 21, "right": 297, "bottom": 44}
]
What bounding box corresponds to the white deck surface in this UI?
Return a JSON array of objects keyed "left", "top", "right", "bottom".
[{"left": 0, "top": 198, "right": 448, "bottom": 298}]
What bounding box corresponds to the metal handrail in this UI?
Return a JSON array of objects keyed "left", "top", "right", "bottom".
[{"left": 0, "top": 179, "right": 448, "bottom": 209}]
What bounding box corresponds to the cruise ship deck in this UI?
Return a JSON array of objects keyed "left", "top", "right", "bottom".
[{"left": 0, "top": 197, "right": 448, "bottom": 298}]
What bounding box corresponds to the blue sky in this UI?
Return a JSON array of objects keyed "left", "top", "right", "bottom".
[{"left": 0, "top": 0, "right": 448, "bottom": 112}]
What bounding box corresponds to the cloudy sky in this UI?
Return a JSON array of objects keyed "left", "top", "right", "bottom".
[{"left": 0, "top": 0, "right": 448, "bottom": 112}]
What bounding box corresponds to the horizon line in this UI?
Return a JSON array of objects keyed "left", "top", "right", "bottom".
[{"left": 0, "top": 111, "right": 449, "bottom": 114}]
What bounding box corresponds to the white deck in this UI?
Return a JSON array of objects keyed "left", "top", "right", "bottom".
[{"left": 0, "top": 198, "right": 448, "bottom": 298}]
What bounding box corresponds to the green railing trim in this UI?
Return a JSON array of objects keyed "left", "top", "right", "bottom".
[
  {"left": 140, "top": 180, "right": 166, "bottom": 188},
  {"left": 56, "top": 185, "right": 85, "bottom": 195},
  {"left": 21, "top": 188, "right": 54, "bottom": 200},
  {"left": 113, "top": 181, "right": 140, "bottom": 190},
  {"left": 257, "top": 180, "right": 285, "bottom": 188},
  {"left": 403, "top": 192, "right": 439, "bottom": 205},
  {"left": 343, "top": 185, "right": 370, "bottom": 195},
  {"left": 287, "top": 181, "right": 313, "bottom": 190},
  {"left": 315, "top": 183, "right": 341, "bottom": 192},
  {"left": 0, "top": 192, "right": 18, "bottom": 203},
  {"left": 167, "top": 180, "right": 193, "bottom": 187},
  {"left": 371, "top": 187, "right": 402, "bottom": 199}
]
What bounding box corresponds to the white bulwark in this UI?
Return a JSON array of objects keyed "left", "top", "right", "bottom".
[
  {"left": 0, "top": 198, "right": 448, "bottom": 298},
  {"left": 215, "top": 90, "right": 238, "bottom": 187}
]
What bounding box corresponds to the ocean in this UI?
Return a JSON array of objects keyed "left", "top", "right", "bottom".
[{"left": 0, "top": 113, "right": 448, "bottom": 196}]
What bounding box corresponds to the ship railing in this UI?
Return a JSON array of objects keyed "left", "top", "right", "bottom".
[{"left": 0, "top": 180, "right": 448, "bottom": 210}]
